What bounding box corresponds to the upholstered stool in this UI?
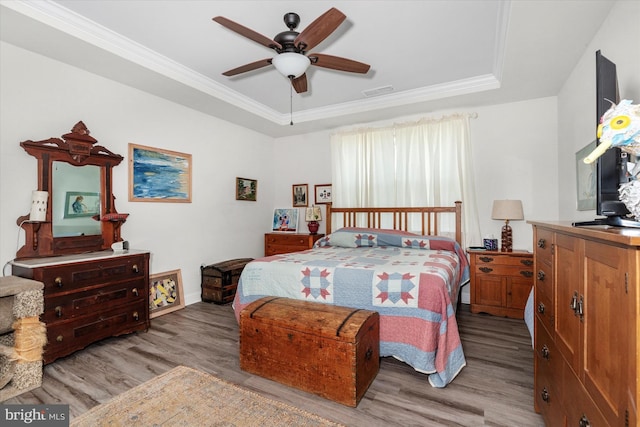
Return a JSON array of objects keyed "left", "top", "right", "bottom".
[{"left": 0, "top": 276, "right": 46, "bottom": 402}]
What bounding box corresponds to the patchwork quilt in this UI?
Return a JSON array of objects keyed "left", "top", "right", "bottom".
[{"left": 233, "top": 227, "right": 470, "bottom": 387}]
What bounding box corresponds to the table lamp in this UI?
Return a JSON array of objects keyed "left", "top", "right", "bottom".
[
  {"left": 491, "top": 200, "right": 524, "bottom": 252},
  {"left": 305, "top": 205, "right": 322, "bottom": 235}
]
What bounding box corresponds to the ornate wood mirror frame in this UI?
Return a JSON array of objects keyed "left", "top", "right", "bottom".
[{"left": 16, "top": 121, "right": 128, "bottom": 259}]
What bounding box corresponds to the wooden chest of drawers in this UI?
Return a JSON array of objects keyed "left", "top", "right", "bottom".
[
  {"left": 11, "top": 250, "right": 150, "bottom": 364},
  {"left": 530, "top": 222, "right": 638, "bottom": 427},
  {"left": 467, "top": 249, "right": 533, "bottom": 319},
  {"left": 264, "top": 233, "right": 324, "bottom": 256}
]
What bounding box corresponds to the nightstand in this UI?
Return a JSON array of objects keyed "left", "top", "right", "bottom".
[
  {"left": 264, "top": 233, "right": 325, "bottom": 256},
  {"left": 467, "top": 249, "right": 533, "bottom": 319}
]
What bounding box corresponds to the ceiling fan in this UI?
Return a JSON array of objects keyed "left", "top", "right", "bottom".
[{"left": 212, "top": 7, "right": 370, "bottom": 94}]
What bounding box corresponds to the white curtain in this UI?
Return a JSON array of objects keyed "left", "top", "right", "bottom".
[{"left": 330, "top": 114, "right": 481, "bottom": 248}]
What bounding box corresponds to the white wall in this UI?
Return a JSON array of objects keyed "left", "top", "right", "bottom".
[
  {"left": 273, "top": 98, "right": 559, "bottom": 251},
  {"left": 558, "top": 0, "right": 640, "bottom": 221},
  {"left": 0, "top": 42, "right": 275, "bottom": 304}
]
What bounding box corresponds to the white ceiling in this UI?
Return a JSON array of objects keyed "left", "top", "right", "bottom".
[{"left": 0, "top": 1, "right": 615, "bottom": 137}]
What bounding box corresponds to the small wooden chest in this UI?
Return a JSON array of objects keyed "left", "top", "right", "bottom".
[
  {"left": 240, "top": 297, "right": 380, "bottom": 407},
  {"left": 201, "top": 258, "right": 252, "bottom": 304}
]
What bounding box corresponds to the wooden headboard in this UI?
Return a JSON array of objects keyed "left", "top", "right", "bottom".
[{"left": 325, "top": 201, "right": 462, "bottom": 246}]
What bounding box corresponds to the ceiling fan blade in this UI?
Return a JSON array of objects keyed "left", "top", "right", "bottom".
[
  {"left": 222, "top": 58, "right": 272, "bottom": 76},
  {"left": 291, "top": 74, "right": 308, "bottom": 93},
  {"left": 213, "top": 16, "right": 282, "bottom": 50},
  {"left": 294, "top": 8, "right": 346, "bottom": 51},
  {"left": 310, "top": 53, "right": 370, "bottom": 74}
]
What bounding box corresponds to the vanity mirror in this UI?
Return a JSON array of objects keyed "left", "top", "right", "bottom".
[{"left": 16, "top": 121, "right": 128, "bottom": 259}]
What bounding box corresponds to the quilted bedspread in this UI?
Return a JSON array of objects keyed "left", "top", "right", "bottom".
[{"left": 233, "top": 228, "right": 469, "bottom": 387}]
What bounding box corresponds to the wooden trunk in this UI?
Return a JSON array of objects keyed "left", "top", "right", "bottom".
[
  {"left": 240, "top": 297, "right": 380, "bottom": 407},
  {"left": 200, "top": 258, "right": 252, "bottom": 304}
]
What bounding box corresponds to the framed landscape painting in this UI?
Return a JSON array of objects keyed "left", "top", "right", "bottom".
[
  {"left": 236, "top": 177, "right": 257, "bottom": 201},
  {"left": 129, "top": 144, "right": 192, "bottom": 203}
]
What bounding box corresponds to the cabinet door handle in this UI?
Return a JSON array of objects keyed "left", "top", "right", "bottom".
[
  {"left": 537, "top": 302, "right": 545, "bottom": 314},
  {"left": 521, "top": 259, "right": 533, "bottom": 267},
  {"left": 520, "top": 270, "right": 533, "bottom": 278},
  {"left": 537, "top": 238, "right": 546, "bottom": 249},
  {"left": 570, "top": 291, "right": 578, "bottom": 313},
  {"left": 478, "top": 256, "right": 494, "bottom": 263},
  {"left": 537, "top": 270, "right": 545, "bottom": 281},
  {"left": 479, "top": 267, "right": 493, "bottom": 273},
  {"left": 577, "top": 295, "right": 584, "bottom": 320}
]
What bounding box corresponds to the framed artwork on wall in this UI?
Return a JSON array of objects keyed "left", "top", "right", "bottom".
[
  {"left": 272, "top": 208, "right": 299, "bottom": 232},
  {"left": 292, "top": 184, "right": 308, "bottom": 207},
  {"left": 129, "top": 144, "right": 192, "bottom": 203},
  {"left": 236, "top": 177, "right": 257, "bottom": 201},
  {"left": 576, "top": 141, "right": 597, "bottom": 211},
  {"left": 314, "top": 184, "right": 332, "bottom": 204},
  {"left": 149, "top": 269, "right": 185, "bottom": 318}
]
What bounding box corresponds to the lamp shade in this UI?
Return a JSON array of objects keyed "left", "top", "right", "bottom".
[
  {"left": 29, "top": 190, "right": 48, "bottom": 222},
  {"left": 305, "top": 206, "right": 322, "bottom": 222},
  {"left": 272, "top": 52, "right": 311, "bottom": 78},
  {"left": 491, "top": 200, "right": 524, "bottom": 221}
]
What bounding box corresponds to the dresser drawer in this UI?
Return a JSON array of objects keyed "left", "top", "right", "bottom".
[
  {"left": 265, "top": 233, "right": 314, "bottom": 246},
  {"left": 38, "top": 254, "right": 147, "bottom": 295},
  {"left": 534, "top": 318, "right": 563, "bottom": 424},
  {"left": 473, "top": 264, "right": 533, "bottom": 278},
  {"left": 474, "top": 254, "right": 534, "bottom": 268},
  {"left": 44, "top": 299, "right": 148, "bottom": 364},
  {"left": 42, "top": 279, "right": 145, "bottom": 323},
  {"left": 264, "top": 233, "right": 324, "bottom": 256}
]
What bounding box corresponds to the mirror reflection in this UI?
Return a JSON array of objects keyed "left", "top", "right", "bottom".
[{"left": 52, "top": 161, "right": 101, "bottom": 237}]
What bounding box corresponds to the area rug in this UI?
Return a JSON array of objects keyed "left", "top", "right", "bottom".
[{"left": 71, "top": 366, "right": 344, "bottom": 427}]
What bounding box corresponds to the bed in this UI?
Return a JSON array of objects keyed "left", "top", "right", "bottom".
[{"left": 233, "top": 202, "right": 469, "bottom": 387}]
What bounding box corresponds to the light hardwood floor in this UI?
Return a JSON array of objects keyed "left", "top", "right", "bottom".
[{"left": 5, "top": 302, "right": 545, "bottom": 426}]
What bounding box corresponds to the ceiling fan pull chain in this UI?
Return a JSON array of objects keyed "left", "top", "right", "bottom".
[{"left": 290, "top": 77, "right": 294, "bottom": 126}]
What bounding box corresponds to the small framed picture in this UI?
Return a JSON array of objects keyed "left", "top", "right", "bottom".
[
  {"left": 236, "top": 177, "right": 257, "bottom": 201},
  {"left": 63, "top": 191, "right": 100, "bottom": 218},
  {"left": 292, "top": 184, "right": 308, "bottom": 207},
  {"left": 314, "top": 184, "right": 332, "bottom": 204},
  {"left": 149, "top": 269, "right": 185, "bottom": 318},
  {"left": 272, "top": 208, "right": 299, "bottom": 232}
]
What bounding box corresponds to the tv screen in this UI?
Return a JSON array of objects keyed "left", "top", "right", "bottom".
[{"left": 574, "top": 51, "right": 640, "bottom": 227}]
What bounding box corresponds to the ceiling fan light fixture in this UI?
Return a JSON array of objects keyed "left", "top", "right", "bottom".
[{"left": 272, "top": 52, "right": 310, "bottom": 79}]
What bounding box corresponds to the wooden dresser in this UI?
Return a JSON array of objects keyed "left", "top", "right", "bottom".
[
  {"left": 467, "top": 249, "right": 533, "bottom": 319},
  {"left": 264, "top": 233, "right": 324, "bottom": 256},
  {"left": 11, "top": 250, "right": 150, "bottom": 364},
  {"left": 530, "top": 222, "right": 638, "bottom": 427}
]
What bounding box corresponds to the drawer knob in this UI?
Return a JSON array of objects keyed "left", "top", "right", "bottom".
[
  {"left": 541, "top": 344, "right": 550, "bottom": 360},
  {"left": 132, "top": 264, "right": 139, "bottom": 273},
  {"left": 541, "top": 387, "right": 550, "bottom": 403},
  {"left": 537, "top": 302, "right": 545, "bottom": 314},
  {"left": 132, "top": 288, "right": 139, "bottom": 296},
  {"left": 56, "top": 335, "right": 63, "bottom": 342},
  {"left": 579, "top": 415, "right": 591, "bottom": 427},
  {"left": 537, "top": 238, "right": 546, "bottom": 249},
  {"left": 54, "top": 277, "right": 63, "bottom": 287},
  {"left": 133, "top": 311, "right": 139, "bottom": 321},
  {"left": 478, "top": 256, "right": 493, "bottom": 263},
  {"left": 55, "top": 306, "right": 62, "bottom": 318},
  {"left": 479, "top": 267, "right": 493, "bottom": 273},
  {"left": 537, "top": 270, "right": 545, "bottom": 281}
]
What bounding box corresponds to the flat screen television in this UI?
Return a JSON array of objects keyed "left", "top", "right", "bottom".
[{"left": 573, "top": 51, "right": 640, "bottom": 227}]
